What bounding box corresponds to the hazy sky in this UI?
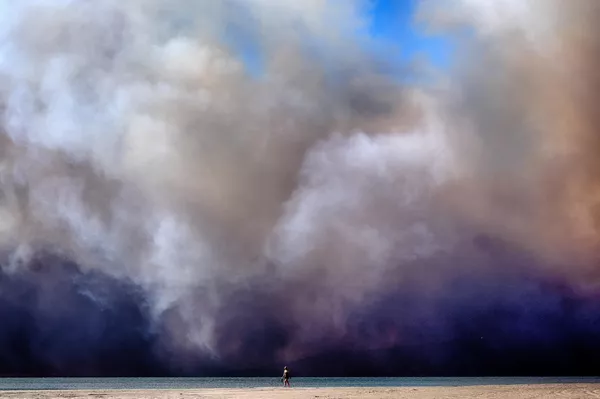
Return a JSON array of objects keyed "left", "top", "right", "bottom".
[
  {"left": 368, "top": 0, "right": 451, "bottom": 67},
  {"left": 235, "top": 0, "right": 453, "bottom": 76}
]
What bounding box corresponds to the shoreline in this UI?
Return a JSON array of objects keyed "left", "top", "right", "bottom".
[{"left": 2, "top": 384, "right": 600, "bottom": 398}]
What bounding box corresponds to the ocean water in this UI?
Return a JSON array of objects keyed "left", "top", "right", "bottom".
[{"left": 0, "top": 377, "right": 599, "bottom": 391}]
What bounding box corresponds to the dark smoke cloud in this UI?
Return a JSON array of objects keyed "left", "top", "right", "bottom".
[
  {"left": 1, "top": 0, "right": 600, "bottom": 376},
  {"left": 0, "top": 253, "right": 164, "bottom": 376}
]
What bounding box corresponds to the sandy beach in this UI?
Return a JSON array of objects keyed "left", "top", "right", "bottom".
[{"left": 2, "top": 385, "right": 600, "bottom": 399}]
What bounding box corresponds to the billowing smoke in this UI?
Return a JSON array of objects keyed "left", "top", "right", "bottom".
[{"left": 1, "top": 0, "right": 600, "bottom": 376}]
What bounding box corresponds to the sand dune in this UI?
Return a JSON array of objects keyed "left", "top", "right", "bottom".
[{"left": 2, "top": 385, "right": 600, "bottom": 398}]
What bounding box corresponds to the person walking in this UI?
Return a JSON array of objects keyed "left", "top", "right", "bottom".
[{"left": 281, "top": 366, "right": 291, "bottom": 387}]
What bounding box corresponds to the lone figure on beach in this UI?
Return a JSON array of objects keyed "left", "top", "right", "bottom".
[{"left": 281, "top": 366, "right": 291, "bottom": 387}]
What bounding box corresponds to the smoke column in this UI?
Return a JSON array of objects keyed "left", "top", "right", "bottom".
[{"left": 1, "top": 0, "right": 600, "bottom": 376}]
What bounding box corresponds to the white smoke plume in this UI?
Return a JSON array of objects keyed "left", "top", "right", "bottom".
[
  {"left": 2, "top": 0, "right": 600, "bottom": 370},
  {"left": 0, "top": 0, "right": 432, "bottom": 356}
]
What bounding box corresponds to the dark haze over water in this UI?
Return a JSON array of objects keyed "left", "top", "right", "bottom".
[{"left": 3, "top": 253, "right": 600, "bottom": 376}]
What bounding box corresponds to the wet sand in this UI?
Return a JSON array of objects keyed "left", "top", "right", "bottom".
[{"left": 2, "top": 384, "right": 600, "bottom": 398}]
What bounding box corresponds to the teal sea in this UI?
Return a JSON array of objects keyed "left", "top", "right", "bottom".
[{"left": 0, "top": 377, "right": 599, "bottom": 390}]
